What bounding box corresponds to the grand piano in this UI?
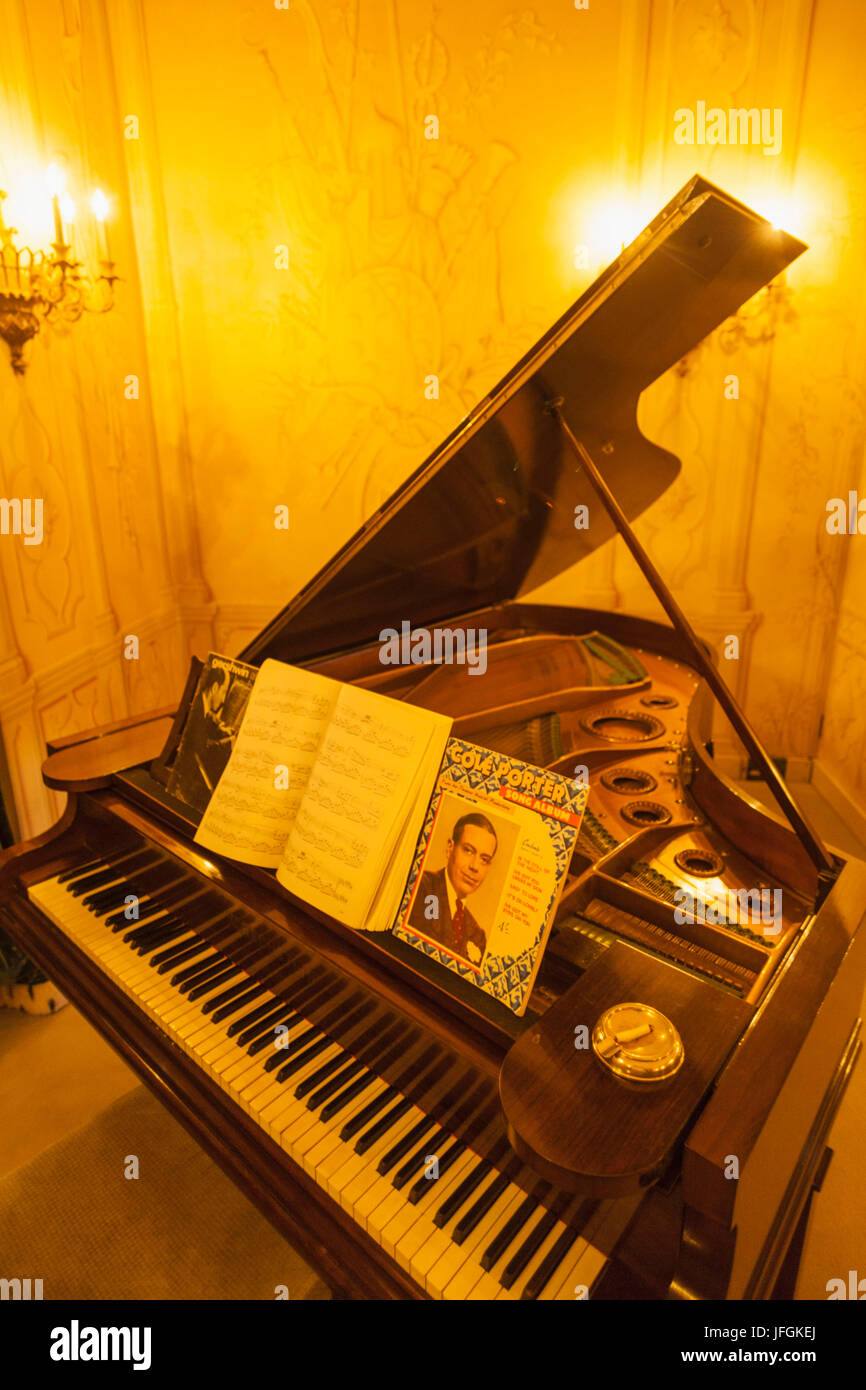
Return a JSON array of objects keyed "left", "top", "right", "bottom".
[{"left": 2, "top": 176, "right": 864, "bottom": 1301}]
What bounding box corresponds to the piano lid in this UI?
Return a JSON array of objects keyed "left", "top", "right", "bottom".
[{"left": 242, "top": 176, "right": 806, "bottom": 668}]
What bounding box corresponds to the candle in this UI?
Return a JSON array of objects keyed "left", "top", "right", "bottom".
[
  {"left": 46, "top": 164, "right": 65, "bottom": 245},
  {"left": 90, "top": 189, "right": 111, "bottom": 262},
  {"left": 59, "top": 194, "right": 75, "bottom": 250}
]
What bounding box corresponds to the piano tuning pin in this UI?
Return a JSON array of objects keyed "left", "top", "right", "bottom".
[{"left": 601, "top": 440, "right": 615, "bottom": 454}]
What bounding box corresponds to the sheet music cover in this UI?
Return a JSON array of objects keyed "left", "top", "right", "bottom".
[
  {"left": 392, "top": 738, "right": 588, "bottom": 1015},
  {"left": 166, "top": 653, "right": 258, "bottom": 816}
]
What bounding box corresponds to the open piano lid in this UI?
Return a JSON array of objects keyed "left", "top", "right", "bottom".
[{"left": 242, "top": 176, "right": 805, "bottom": 668}]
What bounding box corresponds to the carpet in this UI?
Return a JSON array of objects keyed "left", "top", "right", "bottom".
[{"left": 0, "top": 1085, "right": 331, "bottom": 1300}]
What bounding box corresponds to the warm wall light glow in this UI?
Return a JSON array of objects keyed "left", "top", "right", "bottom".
[
  {"left": 45, "top": 162, "right": 65, "bottom": 197},
  {"left": 59, "top": 193, "right": 75, "bottom": 224},
  {"left": 2, "top": 172, "right": 54, "bottom": 245},
  {"left": 90, "top": 190, "right": 112, "bottom": 260},
  {"left": 755, "top": 191, "right": 808, "bottom": 240},
  {"left": 578, "top": 194, "right": 655, "bottom": 271}
]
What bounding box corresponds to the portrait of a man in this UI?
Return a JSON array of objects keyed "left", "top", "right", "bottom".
[{"left": 408, "top": 811, "right": 498, "bottom": 966}]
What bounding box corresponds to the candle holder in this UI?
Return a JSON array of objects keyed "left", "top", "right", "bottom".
[{"left": 0, "top": 190, "right": 119, "bottom": 375}]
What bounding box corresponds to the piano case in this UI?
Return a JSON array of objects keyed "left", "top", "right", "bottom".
[{"left": 2, "top": 175, "right": 864, "bottom": 1301}]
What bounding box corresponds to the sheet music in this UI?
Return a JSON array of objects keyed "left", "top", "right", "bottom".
[
  {"left": 194, "top": 659, "right": 340, "bottom": 867},
  {"left": 276, "top": 684, "right": 451, "bottom": 929}
]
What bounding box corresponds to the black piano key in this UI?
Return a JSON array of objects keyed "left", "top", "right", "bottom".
[
  {"left": 319, "top": 1070, "right": 378, "bottom": 1123},
  {"left": 153, "top": 906, "right": 245, "bottom": 971},
  {"left": 480, "top": 1186, "right": 548, "bottom": 1272},
  {"left": 341, "top": 1040, "right": 439, "bottom": 1142},
  {"left": 134, "top": 914, "right": 201, "bottom": 950},
  {"left": 117, "top": 890, "right": 205, "bottom": 939},
  {"left": 225, "top": 947, "right": 305, "bottom": 1010},
  {"left": 305, "top": 1056, "right": 366, "bottom": 1109},
  {"left": 126, "top": 911, "right": 190, "bottom": 947},
  {"left": 340, "top": 1086, "right": 399, "bottom": 1141},
  {"left": 107, "top": 879, "right": 194, "bottom": 930},
  {"left": 433, "top": 1156, "right": 490, "bottom": 1229},
  {"left": 209, "top": 982, "right": 268, "bottom": 1023},
  {"left": 354, "top": 1097, "right": 413, "bottom": 1154},
  {"left": 111, "top": 869, "right": 194, "bottom": 926},
  {"left": 171, "top": 951, "right": 223, "bottom": 987},
  {"left": 241, "top": 953, "right": 308, "bottom": 1007},
  {"left": 65, "top": 847, "right": 151, "bottom": 890},
  {"left": 231, "top": 997, "right": 294, "bottom": 1040},
  {"left": 364, "top": 1054, "right": 453, "bottom": 1164},
  {"left": 499, "top": 1194, "right": 573, "bottom": 1291},
  {"left": 299, "top": 1008, "right": 387, "bottom": 1105},
  {"left": 264, "top": 1022, "right": 319, "bottom": 1071},
  {"left": 156, "top": 939, "right": 212, "bottom": 972},
  {"left": 274, "top": 1033, "right": 332, "bottom": 1083},
  {"left": 295, "top": 1048, "right": 353, "bottom": 1100},
  {"left": 379, "top": 1116, "right": 437, "bottom": 1180},
  {"left": 105, "top": 860, "right": 183, "bottom": 904},
  {"left": 134, "top": 923, "right": 193, "bottom": 956},
  {"left": 262, "top": 984, "right": 357, "bottom": 1072},
  {"left": 315, "top": 1019, "right": 408, "bottom": 1121},
  {"left": 58, "top": 855, "right": 108, "bottom": 884},
  {"left": 383, "top": 1067, "right": 477, "bottom": 1184},
  {"left": 268, "top": 999, "right": 368, "bottom": 1084},
  {"left": 177, "top": 954, "right": 235, "bottom": 992},
  {"left": 407, "top": 1136, "right": 465, "bottom": 1204},
  {"left": 452, "top": 1171, "right": 512, "bottom": 1246},
  {"left": 72, "top": 850, "right": 155, "bottom": 896},
  {"left": 80, "top": 858, "right": 163, "bottom": 908},
  {"left": 59, "top": 849, "right": 139, "bottom": 886},
  {"left": 187, "top": 963, "right": 245, "bottom": 1003},
  {"left": 246, "top": 1014, "right": 296, "bottom": 1054},
  {"left": 147, "top": 932, "right": 199, "bottom": 966},
  {"left": 127, "top": 892, "right": 226, "bottom": 942},
  {"left": 521, "top": 1208, "right": 597, "bottom": 1301},
  {"left": 174, "top": 922, "right": 253, "bottom": 987},
  {"left": 201, "top": 947, "right": 272, "bottom": 1013},
  {"left": 245, "top": 978, "right": 331, "bottom": 1052}
]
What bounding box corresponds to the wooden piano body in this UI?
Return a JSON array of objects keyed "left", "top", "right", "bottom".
[{"left": 2, "top": 176, "right": 864, "bottom": 1300}]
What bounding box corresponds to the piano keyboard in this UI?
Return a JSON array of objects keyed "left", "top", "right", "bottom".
[{"left": 28, "top": 849, "right": 639, "bottom": 1300}]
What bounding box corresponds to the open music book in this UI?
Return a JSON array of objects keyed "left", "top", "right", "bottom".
[
  {"left": 193, "top": 658, "right": 451, "bottom": 933},
  {"left": 166, "top": 654, "right": 587, "bottom": 1011}
]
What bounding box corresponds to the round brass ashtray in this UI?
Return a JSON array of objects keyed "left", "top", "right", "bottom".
[{"left": 592, "top": 1002, "right": 684, "bottom": 1083}]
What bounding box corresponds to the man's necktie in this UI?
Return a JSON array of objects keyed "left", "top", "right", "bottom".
[{"left": 453, "top": 899, "right": 465, "bottom": 953}]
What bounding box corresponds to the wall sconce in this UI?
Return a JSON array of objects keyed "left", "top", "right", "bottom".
[{"left": 0, "top": 165, "right": 119, "bottom": 375}]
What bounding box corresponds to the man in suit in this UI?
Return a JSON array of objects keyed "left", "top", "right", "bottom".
[{"left": 408, "top": 812, "right": 498, "bottom": 965}]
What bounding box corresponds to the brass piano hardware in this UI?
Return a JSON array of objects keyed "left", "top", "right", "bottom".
[
  {"left": 601, "top": 767, "right": 659, "bottom": 795},
  {"left": 579, "top": 709, "right": 666, "bottom": 742},
  {"left": 674, "top": 849, "right": 725, "bottom": 878},
  {"left": 620, "top": 801, "right": 673, "bottom": 828},
  {"left": 592, "top": 1002, "right": 684, "bottom": 1082},
  {"left": 641, "top": 694, "right": 678, "bottom": 709}
]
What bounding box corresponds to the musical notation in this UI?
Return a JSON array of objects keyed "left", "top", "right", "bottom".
[{"left": 330, "top": 708, "right": 413, "bottom": 758}]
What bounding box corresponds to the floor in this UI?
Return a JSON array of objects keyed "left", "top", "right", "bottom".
[{"left": 1, "top": 778, "right": 864, "bottom": 1300}]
